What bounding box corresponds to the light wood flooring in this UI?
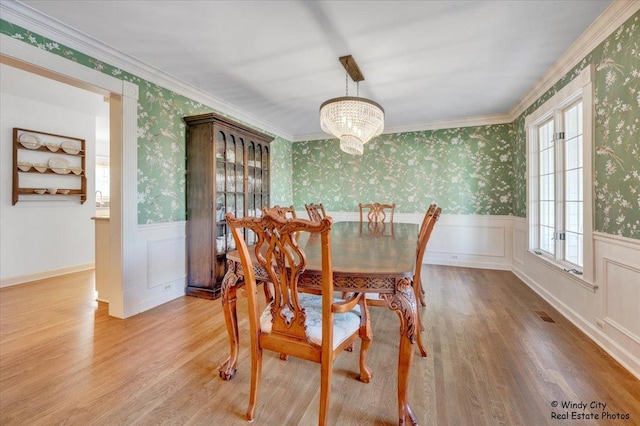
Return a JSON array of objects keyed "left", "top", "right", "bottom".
[{"left": 1, "top": 266, "right": 639, "bottom": 425}]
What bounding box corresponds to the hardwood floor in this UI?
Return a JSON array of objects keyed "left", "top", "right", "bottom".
[{"left": 1, "top": 267, "right": 638, "bottom": 425}]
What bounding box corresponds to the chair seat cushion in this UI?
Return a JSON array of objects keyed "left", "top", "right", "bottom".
[{"left": 260, "top": 293, "right": 361, "bottom": 349}]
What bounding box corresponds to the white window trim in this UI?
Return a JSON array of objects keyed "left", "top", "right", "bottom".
[{"left": 525, "top": 65, "right": 595, "bottom": 287}]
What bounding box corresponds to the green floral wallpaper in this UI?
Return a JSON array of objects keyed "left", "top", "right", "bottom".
[
  {"left": 2, "top": 9, "right": 639, "bottom": 238},
  {"left": 512, "top": 10, "right": 640, "bottom": 239},
  {"left": 293, "top": 124, "right": 514, "bottom": 214},
  {"left": 0, "top": 19, "right": 293, "bottom": 224}
]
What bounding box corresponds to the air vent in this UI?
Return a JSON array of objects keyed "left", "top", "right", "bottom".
[{"left": 535, "top": 310, "right": 555, "bottom": 323}]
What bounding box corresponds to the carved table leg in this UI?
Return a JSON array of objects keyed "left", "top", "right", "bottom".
[
  {"left": 358, "top": 297, "right": 373, "bottom": 383},
  {"left": 218, "top": 259, "right": 243, "bottom": 380},
  {"left": 383, "top": 278, "right": 420, "bottom": 426}
]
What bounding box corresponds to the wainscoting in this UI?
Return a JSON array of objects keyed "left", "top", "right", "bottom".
[
  {"left": 512, "top": 217, "right": 640, "bottom": 380},
  {"left": 8, "top": 213, "right": 637, "bottom": 380},
  {"left": 135, "top": 221, "right": 186, "bottom": 313}
]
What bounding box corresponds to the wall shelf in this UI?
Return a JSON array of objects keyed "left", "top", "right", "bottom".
[{"left": 12, "top": 128, "right": 87, "bottom": 205}]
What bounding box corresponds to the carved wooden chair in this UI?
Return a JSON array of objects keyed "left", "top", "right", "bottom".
[
  {"left": 359, "top": 202, "right": 395, "bottom": 223},
  {"left": 226, "top": 212, "right": 372, "bottom": 425},
  {"left": 305, "top": 202, "right": 327, "bottom": 222},
  {"left": 262, "top": 205, "right": 297, "bottom": 219},
  {"left": 413, "top": 204, "right": 441, "bottom": 357}
]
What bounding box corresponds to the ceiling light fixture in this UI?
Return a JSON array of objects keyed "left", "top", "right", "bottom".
[{"left": 319, "top": 55, "right": 384, "bottom": 156}]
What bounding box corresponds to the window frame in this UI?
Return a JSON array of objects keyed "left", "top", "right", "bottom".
[{"left": 525, "top": 65, "right": 594, "bottom": 285}]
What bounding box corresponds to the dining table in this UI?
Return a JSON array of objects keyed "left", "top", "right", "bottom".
[{"left": 218, "top": 220, "right": 422, "bottom": 425}]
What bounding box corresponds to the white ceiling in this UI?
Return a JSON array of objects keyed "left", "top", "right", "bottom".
[
  {"left": 18, "top": 0, "right": 612, "bottom": 140},
  {"left": 0, "top": 63, "right": 110, "bottom": 154}
]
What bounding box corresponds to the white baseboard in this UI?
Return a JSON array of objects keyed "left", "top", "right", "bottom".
[
  {"left": 512, "top": 265, "right": 640, "bottom": 381},
  {"left": 0, "top": 262, "right": 95, "bottom": 288}
]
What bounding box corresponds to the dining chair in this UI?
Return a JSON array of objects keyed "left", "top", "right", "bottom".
[
  {"left": 413, "top": 204, "right": 441, "bottom": 357},
  {"left": 262, "top": 205, "right": 297, "bottom": 219},
  {"left": 359, "top": 202, "right": 395, "bottom": 223},
  {"left": 305, "top": 202, "right": 327, "bottom": 222},
  {"left": 226, "top": 212, "right": 373, "bottom": 425}
]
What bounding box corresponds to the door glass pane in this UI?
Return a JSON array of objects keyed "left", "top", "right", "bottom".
[
  {"left": 540, "top": 200, "right": 554, "bottom": 228},
  {"left": 565, "top": 169, "right": 580, "bottom": 201},
  {"left": 539, "top": 120, "right": 554, "bottom": 150},
  {"left": 540, "top": 225, "right": 555, "bottom": 254},
  {"left": 226, "top": 135, "right": 236, "bottom": 163},
  {"left": 565, "top": 232, "right": 583, "bottom": 267},
  {"left": 566, "top": 137, "right": 578, "bottom": 170}
]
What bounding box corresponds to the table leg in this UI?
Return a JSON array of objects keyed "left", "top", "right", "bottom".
[
  {"left": 218, "top": 259, "right": 242, "bottom": 380},
  {"left": 383, "top": 277, "right": 420, "bottom": 426}
]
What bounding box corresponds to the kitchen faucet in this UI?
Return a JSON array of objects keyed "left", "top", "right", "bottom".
[{"left": 96, "top": 190, "right": 103, "bottom": 207}]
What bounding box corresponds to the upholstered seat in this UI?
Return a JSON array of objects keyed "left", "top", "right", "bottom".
[
  {"left": 260, "top": 293, "right": 361, "bottom": 349},
  {"left": 226, "top": 212, "right": 372, "bottom": 425}
]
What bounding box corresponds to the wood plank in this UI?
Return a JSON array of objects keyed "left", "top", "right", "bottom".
[{"left": 1, "top": 266, "right": 639, "bottom": 425}]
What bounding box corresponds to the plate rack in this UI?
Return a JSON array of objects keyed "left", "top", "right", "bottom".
[{"left": 12, "top": 128, "right": 87, "bottom": 205}]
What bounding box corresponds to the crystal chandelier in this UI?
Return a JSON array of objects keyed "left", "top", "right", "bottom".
[{"left": 319, "top": 55, "right": 384, "bottom": 156}]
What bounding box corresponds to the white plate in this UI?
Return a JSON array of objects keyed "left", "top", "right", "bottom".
[
  {"left": 60, "top": 141, "right": 80, "bottom": 155},
  {"left": 34, "top": 163, "right": 48, "bottom": 173},
  {"left": 48, "top": 157, "right": 71, "bottom": 174},
  {"left": 19, "top": 133, "right": 41, "bottom": 149},
  {"left": 46, "top": 143, "right": 60, "bottom": 152}
]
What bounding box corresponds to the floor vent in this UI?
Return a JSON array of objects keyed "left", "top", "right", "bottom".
[{"left": 535, "top": 310, "right": 555, "bottom": 323}]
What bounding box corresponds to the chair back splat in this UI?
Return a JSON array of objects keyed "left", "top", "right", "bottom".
[
  {"left": 359, "top": 202, "right": 395, "bottom": 223},
  {"left": 262, "top": 205, "right": 297, "bottom": 219},
  {"left": 226, "top": 212, "right": 372, "bottom": 425},
  {"left": 305, "top": 202, "right": 327, "bottom": 222}
]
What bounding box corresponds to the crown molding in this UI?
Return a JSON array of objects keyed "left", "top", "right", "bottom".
[
  {"left": 1, "top": 1, "right": 294, "bottom": 141},
  {"left": 507, "top": 0, "right": 640, "bottom": 122},
  {"left": 293, "top": 113, "right": 512, "bottom": 142},
  {"left": 2, "top": 0, "right": 637, "bottom": 142}
]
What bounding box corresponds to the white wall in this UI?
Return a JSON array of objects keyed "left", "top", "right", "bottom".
[{"left": 0, "top": 64, "right": 103, "bottom": 285}]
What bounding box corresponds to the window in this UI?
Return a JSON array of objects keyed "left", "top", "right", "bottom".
[
  {"left": 95, "top": 156, "right": 110, "bottom": 206},
  {"left": 526, "top": 66, "right": 594, "bottom": 284}
]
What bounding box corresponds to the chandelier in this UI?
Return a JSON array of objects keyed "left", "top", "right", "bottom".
[{"left": 319, "top": 55, "right": 384, "bottom": 156}]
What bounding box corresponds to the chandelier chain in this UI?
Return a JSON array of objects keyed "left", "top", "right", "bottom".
[{"left": 345, "top": 71, "right": 349, "bottom": 96}]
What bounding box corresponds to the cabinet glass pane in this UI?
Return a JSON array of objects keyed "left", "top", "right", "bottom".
[
  {"left": 226, "top": 164, "right": 234, "bottom": 192},
  {"left": 251, "top": 144, "right": 262, "bottom": 167},
  {"left": 236, "top": 166, "right": 244, "bottom": 193},
  {"left": 255, "top": 171, "right": 262, "bottom": 194},
  {"left": 216, "top": 162, "right": 225, "bottom": 192},
  {"left": 237, "top": 194, "right": 244, "bottom": 218},
  {"left": 248, "top": 142, "right": 255, "bottom": 165},
  {"left": 215, "top": 131, "right": 225, "bottom": 161},
  {"left": 226, "top": 135, "right": 236, "bottom": 163},
  {"left": 263, "top": 170, "right": 269, "bottom": 192},
  {"left": 248, "top": 196, "right": 255, "bottom": 217},
  {"left": 263, "top": 147, "right": 269, "bottom": 170},
  {"left": 236, "top": 137, "right": 244, "bottom": 165}
]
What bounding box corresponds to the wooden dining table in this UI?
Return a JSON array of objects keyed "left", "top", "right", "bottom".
[{"left": 218, "top": 220, "right": 422, "bottom": 425}]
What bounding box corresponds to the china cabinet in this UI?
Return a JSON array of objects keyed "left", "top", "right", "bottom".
[
  {"left": 12, "top": 128, "right": 86, "bottom": 205},
  {"left": 184, "top": 112, "right": 273, "bottom": 299}
]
